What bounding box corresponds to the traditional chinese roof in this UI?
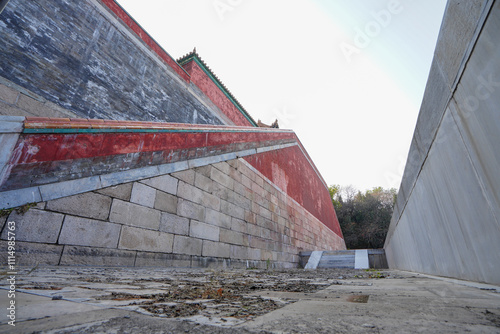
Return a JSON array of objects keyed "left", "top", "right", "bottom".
[{"left": 177, "top": 49, "right": 257, "bottom": 127}]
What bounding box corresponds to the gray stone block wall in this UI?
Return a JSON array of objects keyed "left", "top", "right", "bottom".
[
  {"left": 0, "top": 0, "right": 225, "bottom": 125},
  {"left": 0, "top": 158, "right": 344, "bottom": 268}
]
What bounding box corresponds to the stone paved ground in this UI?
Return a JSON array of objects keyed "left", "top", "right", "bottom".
[{"left": 0, "top": 266, "right": 499, "bottom": 333}]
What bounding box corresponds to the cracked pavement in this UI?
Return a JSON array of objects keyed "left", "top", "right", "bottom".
[{"left": 1, "top": 267, "right": 499, "bottom": 333}]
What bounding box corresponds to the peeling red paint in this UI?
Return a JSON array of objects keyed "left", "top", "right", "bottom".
[{"left": 12, "top": 131, "right": 295, "bottom": 165}]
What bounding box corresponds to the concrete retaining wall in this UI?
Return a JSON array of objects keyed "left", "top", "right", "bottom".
[
  {"left": 0, "top": 158, "right": 344, "bottom": 268},
  {"left": 385, "top": 0, "right": 500, "bottom": 284}
]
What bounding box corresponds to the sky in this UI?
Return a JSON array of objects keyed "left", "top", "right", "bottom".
[{"left": 116, "top": 0, "right": 448, "bottom": 192}]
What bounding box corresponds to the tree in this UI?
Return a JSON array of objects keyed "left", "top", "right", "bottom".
[{"left": 330, "top": 185, "right": 397, "bottom": 249}]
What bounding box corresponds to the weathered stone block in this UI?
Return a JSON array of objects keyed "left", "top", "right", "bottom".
[
  {"left": 213, "top": 161, "right": 231, "bottom": 175},
  {"left": 202, "top": 240, "right": 230, "bottom": 258},
  {"left": 211, "top": 167, "right": 233, "bottom": 190},
  {"left": 229, "top": 165, "right": 242, "bottom": 184},
  {"left": 254, "top": 197, "right": 271, "bottom": 214},
  {"left": 261, "top": 202, "right": 274, "bottom": 218},
  {"left": 221, "top": 200, "right": 245, "bottom": 220},
  {"left": 220, "top": 228, "right": 248, "bottom": 246},
  {"left": 0, "top": 240, "right": 63, "bottom": 265},
  {"left": 99, "top": 166, "right": 159, "bottom": 189},
  {"left": 0, "top": 102, "right": 25, "bottom": 116},
  {"left": 261, "top": 250, "right": 273, "bottom": 261},
  {"left": 260, "top": 228, "right": 271, "bottom": 240},
  {"left": 130, "top": 182, "right": 156, "bottom": 208},
  {"left": 211, "top": 182, "right": 230, "bottom": 201},
  {"left": 227, "top": 159, "right": 239, "bottom": 169},
  {"left": 191, "top": 256, "right": 226, "bottom": 268},
  {"left": 205, "top": 209, "right": 231, "bottom": 229},
  {"left": 194, "top": 172, "right": 213, "bottom": 193},
  {"left": 233, "top": 181, "right": 246, "bottom": 198},
  {"left": 39, "top": 176, "right": 101, "bottom": 202},
  {"left": 96, "top": 183, "right": 132, "bottom": 201},
  {"left": 0, "top": 83, "right": 19, "bottom": 104},
  {"left": 201, "top": 192, "right": 221, "bottom": 211},
  {"left": 190, "top": 220, "right": 219, "bottom": 241},
  {"left": 178, "top": 181, "right": 220, "bottom": 211},
  {"left": 60, "top": 245, "right": 136, "bottom": 266},
  {"left": 135, "top": 252, "right": 191, "bottom": 267},
  {"left": 46, "top": 192, "right": 112, "bottom": 220},
  {"left": 177, "top": 199, "right": 205, "bottom": 221},
  {"left": 244, "top": 210, "right": 256, "bottom": 224},
  {"left": 172, "top": 169, "right": 195, "bottom": 185},
  {"left": 263, "top": 181, "right": 274, "bottom": 195},
  {"left": 228, "top": 259, "right": 247, "bottom": 269},
  {"left": 173, "top": 235, "right": 203, "bottom": 256},
  {"left": 140, "top": 174, "right": 178, "bottom": 195},
  {"left": 257, "top": 217, "right": 276, "bottom": 232},
  {"left": 119, "top": 226, "right": 174, "bottom": 253},
  {"left": 247, "top": 223, "right": 261, "bottom": 237},
  {"left": 160, "top": 212, "right": 189, "bottom": 235},
  {"left": 178, "top": 181, "right": 203, "bottom": 202},
  {"left": 226, "top": 190, "right": 251, "bottom": 210},
  {"left": 254, "top": 175, "right": 265, "bottom": 188},
  {"left": 247, "top": 248, "right": 261, "bottom": 261},
  {"left": 230, "top": 245, "right": 248, "bottom": 260},
  {"left": 231, "top": 217, "right": 247, "bottom": 234},
  {"left": 109, "top": 199, "right": 161, "bottom": 230},
  {"left": 241, "top": 174, "right": 252, "bottom": 189},
  {"left": 249, "top": 236, "right": 267, "bottom": 250},
  {"left": 16, "top": 94, "right": 46, "bottom": 115},
  {"left": 194, "top": 165, "right": 212, "bottom": 178},
  {"left": 58, "top": 216, "right": 121, "bottom": 248},
  {"left": 154, "top": 190, "right": 178, "bottom": 213},
  {"left": 1, "top": 209, "right": 64, "bottom": 243}
]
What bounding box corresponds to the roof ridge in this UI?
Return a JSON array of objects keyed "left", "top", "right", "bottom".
[{"left": 177, "top": 49, "right": 257, "bottom": 127}]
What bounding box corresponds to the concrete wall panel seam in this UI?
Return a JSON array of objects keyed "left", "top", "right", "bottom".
[
  {"left": 449, "top": 0, "right": 495, "bottom": 93},
  {"left": 449, "top": 100, "right": 500, "bottom": 228}
]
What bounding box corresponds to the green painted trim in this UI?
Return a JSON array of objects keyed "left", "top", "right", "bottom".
[
  {"left": 23, "top": 127, "right": 291, "bottom": 135},
  {"left": 178, "top": 54, "right": 258, "bottom": 127}
]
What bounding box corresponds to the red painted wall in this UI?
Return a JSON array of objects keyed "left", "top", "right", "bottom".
[
  {"left": 182, "top": 61, "right": 253, "bottom": 126},
  {"left": 8, "top": 119, "right": 342, "bottom": 239},
  {"left": 244, "top": 146, "right": 342, "bottom": 238},
  {"left": 12, "top": 131, "right": 294, "bottom": 165}
]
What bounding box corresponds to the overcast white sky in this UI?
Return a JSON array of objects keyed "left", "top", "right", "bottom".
[{"left": 116, "top": 0, "right": 448, "bottom": 192}]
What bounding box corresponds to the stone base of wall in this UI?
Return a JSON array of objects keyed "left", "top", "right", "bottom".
[{"left": 0, "top": 158, "right": 344, "bottom": 269}]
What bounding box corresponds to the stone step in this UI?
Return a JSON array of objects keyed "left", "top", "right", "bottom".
[
  {"left": 319, "top": 254, "right": 355, "bottom": 268},
  {"left": 300, "top": 249, "right": 388, "bottom": 269}
]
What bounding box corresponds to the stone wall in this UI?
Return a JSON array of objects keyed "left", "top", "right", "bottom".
[
  {"left": 0, "top": 159, "right": 344, "bottom": 268},
  {"left": 0, "top": 0, "right": 226, "bottom": 124},
  {"left": 385, "top": 0, "right": 500, "bottom": 284}
]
